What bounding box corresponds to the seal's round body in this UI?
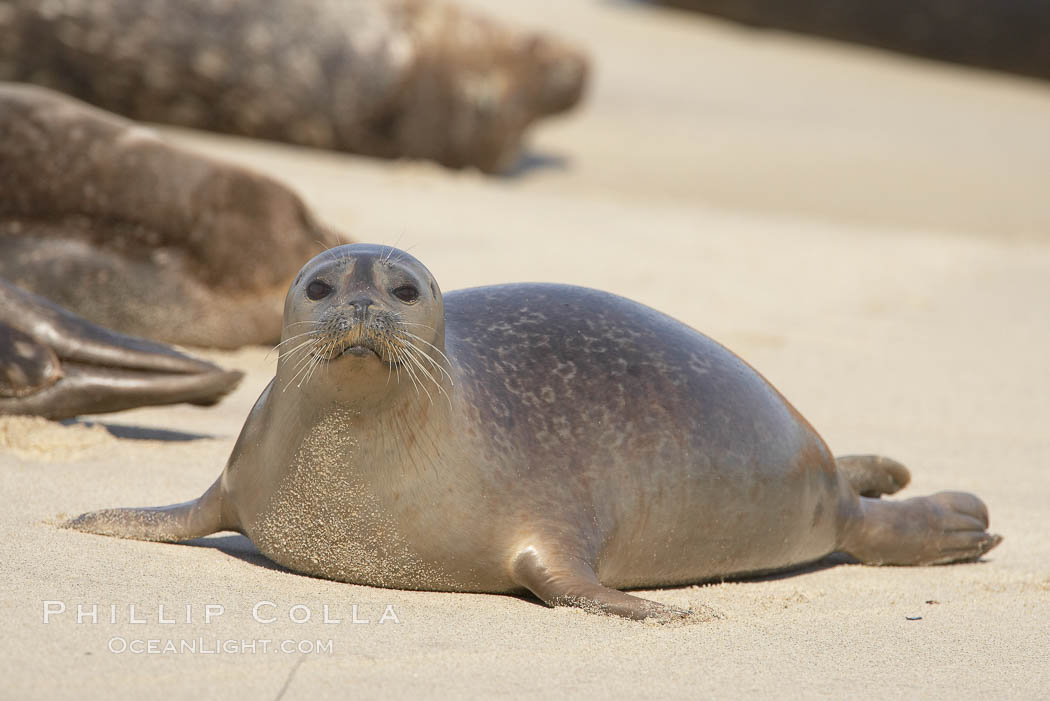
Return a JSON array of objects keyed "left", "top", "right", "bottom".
[
  {"left": 0, "top": 84, "right": 341, "bottom": 349},
  {"left": 0, "top": 0, "right": 587, "bottom": 173},
  {"left": 70, "top": 245, "right": 1001, "bottom": 620}
]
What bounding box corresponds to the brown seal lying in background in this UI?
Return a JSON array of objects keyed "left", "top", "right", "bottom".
[
  {"left": 67, "top": 245, "right": 1001, "bottom": 621},
  {"left": 0, "top": 279, "right": 241, "bottom": 419},
  {"left": 0, "top": 0, "right": 588, "bottom": 173},
  {"left": 0, "top": 84, "right": 344, "bottom": 349}
]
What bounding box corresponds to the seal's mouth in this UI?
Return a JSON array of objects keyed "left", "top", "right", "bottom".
[
  {"left": 316, "top": 316, "right": 393, "bottom": 363},
  {"left": 277, "top": 309, "right": 451, "bottom": 400},
  {"left": 337, "top": 342, "right": 382, "bottom": 360}
]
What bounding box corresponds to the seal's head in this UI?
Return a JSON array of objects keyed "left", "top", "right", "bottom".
[{"left": 276, "top": 244, "right": 449, "bottom": 402}]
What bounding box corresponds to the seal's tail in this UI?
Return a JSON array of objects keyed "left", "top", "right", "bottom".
[
  {"left": 835, "top": 454, "right": 911, "bottom": 498},
  {"left": 63, "top": 478, "right": 227, "bottom": 543}
]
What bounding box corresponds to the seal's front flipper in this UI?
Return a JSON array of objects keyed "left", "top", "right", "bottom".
[
  {"left": 510, "top": 547, "right": 693, "bottom": 622},
  {"left": 839, "top": 491, "right": 1003, "bottom": 566},
  {"left": 0, "top": 279, "right": 243, "bottom": 419},
  {"left": 835, "top": 454, "right": 911, "bottom": 498},
  {"left": 65, "top": 479, "right": 229, "bottom": 543}
]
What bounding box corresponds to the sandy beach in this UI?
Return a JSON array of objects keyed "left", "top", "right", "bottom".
[{"left": 2, "top": 1, "right": 1048, "bottom": 698}]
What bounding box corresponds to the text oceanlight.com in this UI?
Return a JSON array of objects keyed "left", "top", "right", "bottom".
[{"left": 107, "top": 637, "right": 335, "bottom": 655}]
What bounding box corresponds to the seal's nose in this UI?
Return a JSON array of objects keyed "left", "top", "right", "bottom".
[{"left": 348, "top": 297, "right": 374, "bottom": 312}]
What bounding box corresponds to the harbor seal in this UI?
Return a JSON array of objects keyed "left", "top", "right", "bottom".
[
  {"left": 0, "top": 278, "right": 241, "bottom": 419},
  {"left": 0, "top": 0, "right": 588, "bottom": 173},
  {"left": 67, "top": 244, "right": 1002, "bottom": 621},
  {"left": 0, "top": 84, "right": 344, "bottom": 349}
]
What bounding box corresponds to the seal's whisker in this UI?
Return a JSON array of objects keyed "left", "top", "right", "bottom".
[
  {"left": 272, "top": 328, "right": 323, "bottom": 353},
  {"left": 271, "top": 329, "right": 322, "bottom": 357},
  {"left": 270, "top": 335, "right": 315, "bottom": 356},
  {"left": 301, "top": 343, "right": 324, "bottom": 386},
  {"left": 303, "top": 342, "right": 330, "bottom": 386},
  {"left": 322, "top": 340, "right": 343, "bottom": 385},
  {"left": 399, "top": 321, "right": 438, "bottom": 331},
  {"left": 274, "top": 328, "right": 321, "bottom": 345},
  {"left": 392, "top": 345, "right": 422, "bottom": 397},
  {"left": 290, "top": 341, "right": 324, "bottom": 373},
  {"left": 287, "top": 351, "right": 318, "bottom": 390},
  {"left": 405, "top": 342, "right": 454, "bottom": 387},
  {"left": 400, "top": 342, "right": 435, "bottom": 385},
  {"left": 277, "top": 342, "right": 321, "bottom": 375},
  {"left": 397, "top": 342, "right": 442, "bottom": 407},
  {"left": 404, "top": 342, "right": 453, "bottom": 408},
  {"left": 399, "top": 331, "right": 455, "bottom": 385},
  {"left": 284, "top": 338, "right": 328, "bottom": 390},
  {"left": 297, "top": 351, "right": 323, "bottom": 388},
  {"left": 392, "top": 345, "right": 404, "bottom": 386},
  {"left": 394, "top": 344, "right": 432, "bottom": 404},
  {"left": 283, "top": 358, "right": 312, "bottom": 392},
  {"left": 388, "top": 345, "right": 411, "bottom": 391},
  {"left": 280, "top": 340, "right": 320, "bottom": 366}
]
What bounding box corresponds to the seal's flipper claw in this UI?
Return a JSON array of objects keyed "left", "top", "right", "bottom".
[
  {"left": 835, "top": 454, "right": 911, "bottom": 497},
  {"left": 0, "top": 279, "right": 242, "bottom": 419},
  {"left": 65, "top": 480, "right": 228, "bottom": 542},
  {"left": 510, "top": 547, "right": 699, "bottom": 623}
]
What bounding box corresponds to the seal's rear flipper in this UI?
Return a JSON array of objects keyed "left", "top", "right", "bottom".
[
  {"left": 835, "top": 454, "right": 911, "bottom": 498},
  {"left": 4, "top": 361, "right": 243, "bottom": 419},
  {"left": 839, "top": 491, "right": 1003, "bottom": 566},
  {"left": 0, "top": 324, "right": 62, "bottom": 398},
  {"left": 0, "top": 279, "right": 243, "bottom": 419},
  {"left": 64, "top": 479, "right": 228, "bottom": 543},
  {"left": 510, "top": 547, "right": 699, "bottom": 622}
]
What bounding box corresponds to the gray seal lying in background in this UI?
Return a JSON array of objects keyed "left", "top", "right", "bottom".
[
  {"left": 0, "top": 279, "right": 241, "bottom": 419},
  {"left": 0, "top": 0, "right": 588, "bottom": 173},
  {"left": 68, "top": 245, "right": 1001, "bottom": 621},
  {"left": 0, "top": 84, "right": 344, "bottom": 349}
]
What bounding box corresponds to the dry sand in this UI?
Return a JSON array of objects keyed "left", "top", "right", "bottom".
[{"left": 2, "top": 1, "right": 1048, "bottom": 698}]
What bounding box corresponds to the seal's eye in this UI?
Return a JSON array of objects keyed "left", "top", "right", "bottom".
[
  {"left": 306, "top": 280, "right": 333, "bottom": 300},
  {"left": 392, "top": 285, "right": 419, "bottom": 303}
]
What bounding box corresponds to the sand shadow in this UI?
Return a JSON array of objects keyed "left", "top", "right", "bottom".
[
  {"left": 183, "top": 533, "right": 292, "bottom": 574},
  {"left": 504, "top": 553, "right": 859, "bottom": 611},
  {"left": 717, "top": 552, "right": 859, "bottom": 584},
  {"left": 169, "top": 537, "right": 857, "bottom": 609},
  {"left": 144, "top": 538, "right": 993, "bottom": 615},
  {"left": 501, "top": 150, "right": 570, "bottom": 179},
  {"left": 63, "top": 419, "right": 215, "bottom": 442},
  {"left": 175, "top": 538, "right": 860, "bottom": 588}
]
